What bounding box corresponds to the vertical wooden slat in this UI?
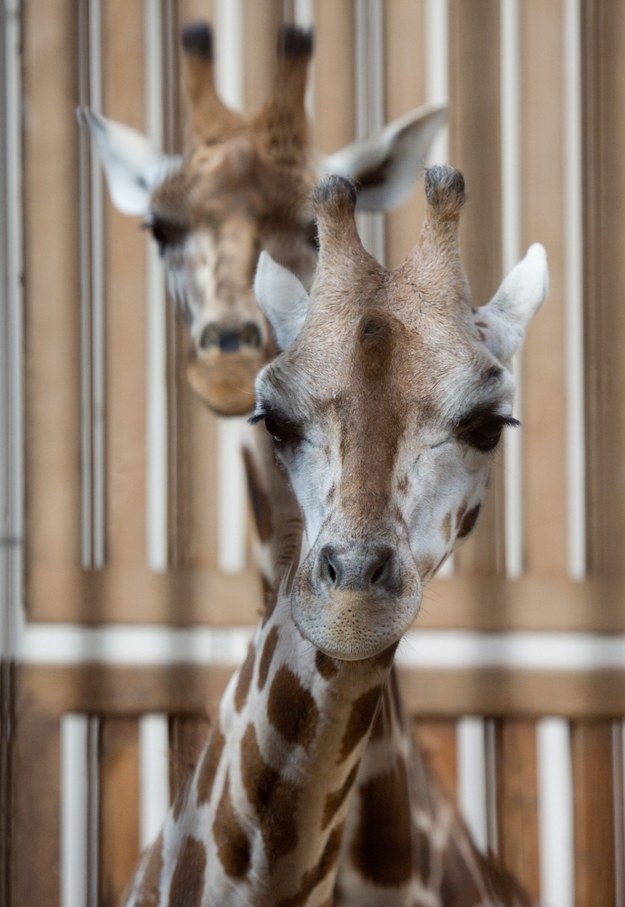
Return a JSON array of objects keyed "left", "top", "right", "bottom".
[
  {"left": 583, "top": 0, "right": 625, "bottom": 575},
  {"left": 311, "top": 0, "right": 356, "bottom": 152},
  {"left": 571, "top": 721, "right": 616, "bottom": 907},
  {"left": 384, "top": 0, "right": 428, "bottom": 268},
  {"left": 12, "top": 711, "right": 61, "bottom": 906},
  {"left": 98, "top": 719, "right": 141, "bottom": 907},
  {"left": 494, "top": 720, "right": 540, "bottom": 901},
  {"left": 448, "top": 0, "right": 503, "bottom": 575},
  {"left": 520, "top": 0, "right": 568, "bottom": 575},
  {"left": 24, "top": 0, "right": 81, "bottom": 613},
  {"left": 168, "top": 713, "right": 211, "bottom": 799},
  {"left": 414, "top": 719, "right": 458, "bottom": 801},
  {"left": 101, "top": 2, "right": 149, "bottom": 570}
]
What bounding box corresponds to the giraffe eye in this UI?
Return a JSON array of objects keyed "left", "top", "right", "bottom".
[
  {"left": 455, "top": 409, "right": 519, "bottom": 452},
  {"left": 144, "top": 217, "right": 187, "bottom": 254},
  {"left": 249, "top": 409, "right": 303, "bottom": 446}
]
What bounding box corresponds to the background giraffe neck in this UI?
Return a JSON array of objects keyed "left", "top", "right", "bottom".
[{"left": 124, "top": 587, "right": 393, "bottom": 907}]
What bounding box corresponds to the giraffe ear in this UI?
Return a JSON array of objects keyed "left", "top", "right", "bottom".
[
  {"left": 254, "top": 251, "right": 309, "bottom": 350},
  {"left": 80, "top": 109, "right": 181, "bottom": 216},
  {"left": 321, "top": 103, "right": 447, "bottom": 213},
  {"left": 478, "top": 243, "right": 549, "bottom": 362}
]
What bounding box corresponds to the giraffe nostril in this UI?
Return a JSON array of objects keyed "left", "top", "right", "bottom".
[
  {"left": 199, "top": 323, "right": 221, "bottom": 350},
  {"left": 367, "top": 546, "right": 395, "bottom": 589},
  {"left": 318, "top": 546, "right": 341, "bottom": 588},
  {"left": 240, "top": 322, "right": 262, "bottom": 348}
]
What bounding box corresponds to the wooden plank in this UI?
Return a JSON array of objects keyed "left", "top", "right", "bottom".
[
  {"left": 101, "top": 0, "right": 149, "bottom": 568},
  {"left": 23, "top": 0, "right": 82, "bottom": 611},
  {"left": 448, "top": 0, "right": 504, "bottom": 575},
  {"left": 582, "top": 1, "right": 625, "bottom": 575},
  {"left": 12, "top": 711, "right": 61, "bottom": 907},
  {"left": 169, "top": 713, "right": 211, "bottom": 799},
  {"left": 520, "top": 0, "right": 567, "bottom": 575},
  {"left": 312, "top": 0, "right": 356, "bottom": 152},
  {"left": 413, "top": 718, "right": 458, "bottom": 802},
  {"left": 98, "top": 719, "right": 141, "bottom": 907},
  {"left": 571, "top": 721, "right": 616, "bottom": 907},
  {"left": 19, "top": 663, "right": 625, "bottom": 722},
  {"left": 494, "top": 720, "right": 540, "bottom": 901},
  {"left": 384, "top": 0, "right": 428, "bottom": 268}
]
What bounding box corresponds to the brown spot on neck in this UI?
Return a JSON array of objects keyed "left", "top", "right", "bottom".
[
  {"left": 258, "top": 625, "right": 280, "bottom": 690},
  {"left": 196, "top": 726, "right": 226, "bottom": 805},
  {"left": 268, "top": 665, "right": 319, "bottom": 749},
  {"left": 338, "top": 685, "right": 384, "bottom": 763},
  {"left": 213, "top": 772, "right": 252, "bottom": 879},
  {"left": 315, "top": 649, "right": 339, "bottom": 680},
  {"left": 274, "top": 824, "right": 345, "bottom": 907},
  {"left": 234, "top": 641, "right": 256, "bottom": 712},
  {"left": 167, "top": 835, "right": 207, "bottom": 905},
  {"left": 131, "top": 831, "right": 163, "bottom": 907},
  {"left": 322, "top": 763, "right": 359, "bottom": 830}
]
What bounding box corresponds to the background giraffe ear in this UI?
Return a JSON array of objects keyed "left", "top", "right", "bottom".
[
  {"left": 79, "top": 109, "right": 181, "bottom": 216},
  {"left": 321, "top": 102, "right": 447, "bottom": 213},
  {"left": 478, "top": 243, "right": 549, "bottom": 362},
  {"left": 254, "top": 251, "right": 309, "bottom": 350}
]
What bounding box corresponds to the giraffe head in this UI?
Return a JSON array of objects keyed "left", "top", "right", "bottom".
[
  {"left": 253, "top": 167, "right": 548, "bottom": 660},
  {"left": 83, "top": 22, "right": 447, "bottom": 415}
]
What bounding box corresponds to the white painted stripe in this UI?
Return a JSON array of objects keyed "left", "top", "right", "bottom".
[
  {"left": 500, "top": 0, "right": 524, "bottom": 580},
  {"left": 457, "top": 717, "right": 488, "bottom": 852},
  {"left": 144, "top": 1, "right": 169, "bottom": 572},
  {"left": 214, "top": 0, "right": 244, "bottom": 111},
  {"left": 1, "top": 0, "right": 25, "bottom": 656},
  {"left": 537, "top": 718, "right": 574, "bottom": 907},
  {"left": 61, "top": 715, "right": 89, "bottom": 907},
  {"left": 139, "top": 714, "right": 171, "bottom": 849},
  {"left": 19, "top": 624, "right": 625, "bottom": 670},
  {"left": 217, "top": 418, "right": 249, "bottom": 573},
  {"left": 293, "top": 0, "right": 314, "bottom": 27},
  {"left": 425, "top": 0, "right": 449, "bottom": 164},
  {"left": 563, "top": 0, "right": 586, "bottom": 580}
]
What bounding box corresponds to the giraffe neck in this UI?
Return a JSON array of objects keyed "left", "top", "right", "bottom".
[{"left": 123, "top": 588, "right": 393, "bottom": 907}]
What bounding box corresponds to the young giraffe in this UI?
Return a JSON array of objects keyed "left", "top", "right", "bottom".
[
  {"left": 121, "top": 168, "right": 547, "bottom": 906},
  {"left": 86, "top": 24, "right": 543, "bottom": 906}
]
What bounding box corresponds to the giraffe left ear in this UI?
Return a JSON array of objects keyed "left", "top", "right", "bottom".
[
  {"left": 478, "top": 243, "right": 549, "bottom": 362},
  {"left": 254, "top": 251, "right": 309, "bottom": 350}
]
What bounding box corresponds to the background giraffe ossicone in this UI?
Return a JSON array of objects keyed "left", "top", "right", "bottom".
[{"left": 82, "top": 21, "right": 446, "bottom": 415}]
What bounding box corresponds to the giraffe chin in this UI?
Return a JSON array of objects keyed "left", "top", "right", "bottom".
[
  {"left": 186, "top": 348, "right": 270, "bottom": 416},
  {"left": 290, "top": 586, "right": 422, "bottom": 663}
]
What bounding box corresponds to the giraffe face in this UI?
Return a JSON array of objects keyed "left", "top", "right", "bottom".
[{"left": 254, "top": 170, "right": 548, "bottom": 661}]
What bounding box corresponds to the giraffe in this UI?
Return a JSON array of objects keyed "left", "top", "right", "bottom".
[
  {"left": 120, "top": 168, "right": 547, "bottom": 906},
  {"left": 84, "top": 22, "right": 546, "bottom": 906},
  {"left": 83, "top": 21, "right": 446, "bottom": 417}
]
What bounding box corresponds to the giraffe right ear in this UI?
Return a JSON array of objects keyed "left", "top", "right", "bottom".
[
  {"left": 254, "top": 251, "right": 309, "bottom": 350},
  {"left": 79, "top": 109, "right": 181, "bottom": 216}
]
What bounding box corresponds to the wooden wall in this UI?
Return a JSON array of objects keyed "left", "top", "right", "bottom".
[{"left": 4, "top": 1, "right": 625, "bottom": 905}]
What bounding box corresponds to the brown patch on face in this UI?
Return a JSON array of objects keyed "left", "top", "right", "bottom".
[
  {"left": 213, "top": 772, "right": 252, "bottom": 879},
  {"left": 442, "top": 510, "right": 453, "bottom": 543},
  {"left": 132, "top": 832, "right": 163, "bottom": 907},
  {"left": 357, "top": 312, "right": 394, "bottom": 378},
  {"left": 350, "top": 757, "right": 413, "bottom": 886},
  {"left": 196, "top": 726, "right": 226, "bottom": 804},
  {"left": 268, "top": 665, "right": 319, "bottom": 749},
  {"left": 326, "top": 483, "right": 336, "bottom": 504},
  {"left": 315, "top": 649, "right": 339, "bottom": 680},
  {"left": 338, "top": 685, "right": 383, "bottom": 763},
  {"left": 234, "top": 641, "right": 256, "bottom": 712},
  {"left": 397, "top": 474, "right": 409, "bottom": 494},
  {"left": 322, "top": 764, "right": 359, "bottom": 830},
  {"left": 242, "top": 447, "right": 273, "bottom": 544},
  {"left": 240, "top": 723, "right": 301, "bottom": 869},
  {"left": 167, "top": 834, "right": 206, "bottom": 906},
  {"left": 457, "top": 503, "right": 481, "bottom": 539},
  {"left": 258, "top": 626, "right": 279, "bottom": 690}
]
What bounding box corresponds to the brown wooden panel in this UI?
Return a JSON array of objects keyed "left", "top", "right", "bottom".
[
  {"left": 494, "top": 720, "right": 540, "bottom": 901},
  {"left": 571, "top": 721, "right": 616, "bottom": 907},
  {"left": 169, "top": 713, "right": 211, "bottom": 798},
  {"left": 582, "top": 0, "right": 625, "bottom": 575},
  {"left": 384, "top": 0, "right": 428, "bottom": 268},
  {"left": 312, "top": 0, "right": 356, "bottom": 152},
  {"left": 23, "top": 0, "right": 82, "bottom": 611},
  {"left": 448, "top": 0, "right": 503, "bottom": 575},
  {"left": 12, "top": 711, "right": 61, "bottom": 907},
  {"left": 20, "top": 663, "right": 625, "bottom": 721},
  {"left": 102, "top": 1, "right": 149, "bottom": 567},
  {"left": 98, "top": 719, "right": 141, "bottom": 907},
  {"left": 413, "top": 718, "right": 458, "bottom": 801},
  {"left": 520, "top": 0, "right": 567, "bottom": 575}
]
